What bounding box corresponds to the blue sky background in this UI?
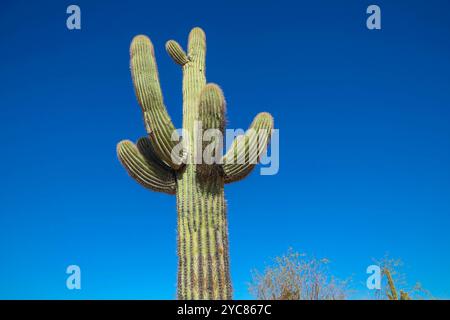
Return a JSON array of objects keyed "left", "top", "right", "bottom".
[{"left": 1, "top": 0, "right": 449, "bottom": 299}]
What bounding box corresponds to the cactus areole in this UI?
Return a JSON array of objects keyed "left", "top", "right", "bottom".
[{"left": 117, "top": 27, "right": 274, "bottom": 300}]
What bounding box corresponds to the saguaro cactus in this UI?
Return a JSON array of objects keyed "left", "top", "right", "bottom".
[
  {"left": 383, "top": 267, "right": 411, "bottom": 300},
  {"left": 117, "top": 27, "right": 274, "bottom": 300}
]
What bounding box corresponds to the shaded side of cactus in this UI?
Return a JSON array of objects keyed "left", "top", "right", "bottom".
[{"left": 117, "top": 27, "right": 273, "bottom": 299}]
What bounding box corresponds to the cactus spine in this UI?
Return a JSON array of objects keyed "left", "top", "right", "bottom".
[{"left": 117, "top": 27, "right": 273, "bottom": 300}]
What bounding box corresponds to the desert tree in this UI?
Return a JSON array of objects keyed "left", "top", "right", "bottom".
[
  {"left": 374, "top": 255, "right": 432, "bottom": 300},
  {"left": 248, "top": 248, "right": 348, "bottom": 300}
]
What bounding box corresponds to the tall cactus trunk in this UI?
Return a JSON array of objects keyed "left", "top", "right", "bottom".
[
  {"left": 176, "top": 165, "right": 231, "bottom": 299},
  {"left": 175, "top": 28, "right": 231, "bottom": 299}
]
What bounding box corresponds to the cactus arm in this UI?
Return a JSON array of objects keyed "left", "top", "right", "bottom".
[
  {"left": 117, "top": 140, "right": 176, "bottom": 194},
  {"left": 130, "top": 35, "right": 181, "bottom": 170},
  {"left": 136, "top": 136, "right": 173, "bottom": 171},
  {"left": 166, "top": 40, "right": 189, "bottom": 66},
  {"left": 197, "top": 84, "right": 226, "bottom": 132},
  {"left": 383, "top": 268, "right": 399, "bottom": 300},
  {"left": 222, "top": 112, "right": 273, "bottom": 183},
  {"left": 196, "top": 84, "right": 226, "bottom": 177},
  {"left": 400, "top": 290, "right": 411, "bottom": 300}
]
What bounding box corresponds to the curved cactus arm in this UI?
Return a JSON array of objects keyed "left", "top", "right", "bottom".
[
  {"left": 196, "top": 83, "right": 226, "bottom": 177},
  {"left": 117, "top": 140, "right": 176, "bottom": 194},
  {"left": 136, "top": 136, "right": 173, "bottom": 171},
  {"left": 222, "top": 112, "right": 273, "bottom": 183},
  {"left": 383, "top": 268, "right": 399, "bottom": 300},
  {"left": 166, "top": 40, "right": 189, "bottom": 66},
  {"left": 130, "top": 35, "right": 181, "bottom": 170},
  {"left": 399, "top": 290, "right": 411, "bottom": 300}
]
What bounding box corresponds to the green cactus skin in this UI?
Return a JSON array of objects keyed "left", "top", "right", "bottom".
[{"left": 117, "top": 27, "right": 274, "bottom": 300}]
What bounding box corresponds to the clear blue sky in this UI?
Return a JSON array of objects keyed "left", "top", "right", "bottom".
[{"left": 1, "top": 0, "right": 449, "bottom": 299}]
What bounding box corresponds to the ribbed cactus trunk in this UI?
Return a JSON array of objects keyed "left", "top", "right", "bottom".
[
  {"left": 176, "top": 30, "right": 231, "bottom": 299},
  {"left": 117, "top": 27, "right": 273, "bottom": 300},
  {"left": 176, "top": 168, "right": 230, "bottom": 299}
]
